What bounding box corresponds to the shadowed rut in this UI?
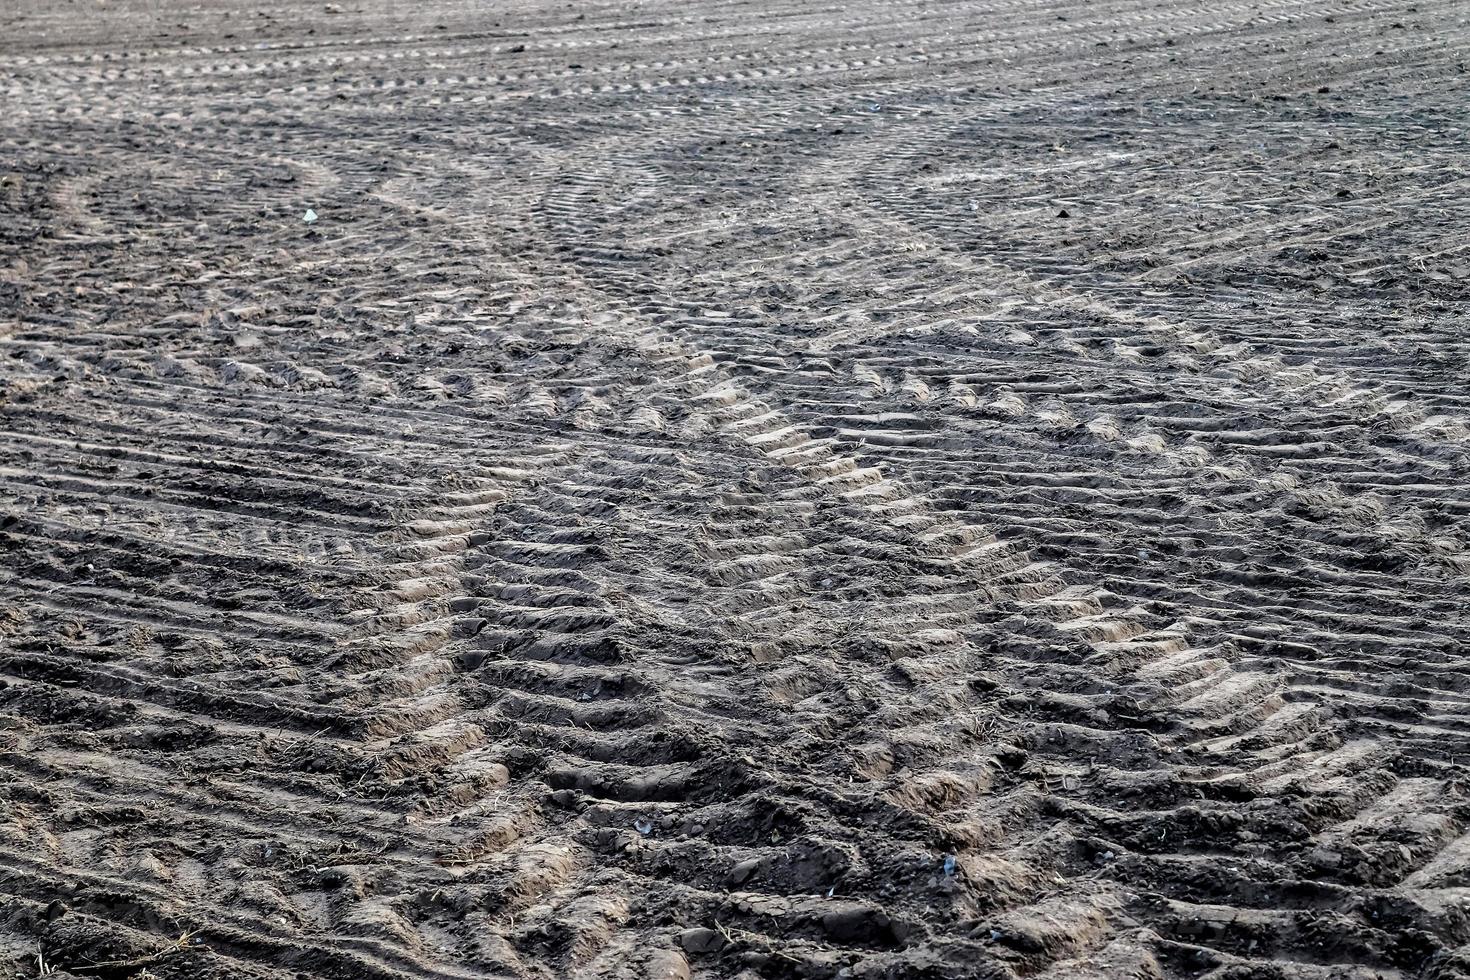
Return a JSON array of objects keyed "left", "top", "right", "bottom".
[{"left": 2, "top": 0, "right": 1469, "bottom": 977}]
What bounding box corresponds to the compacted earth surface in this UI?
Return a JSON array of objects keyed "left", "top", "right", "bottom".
[{"left": 1, "top": 0, "right": 1468, "bottom": 977}]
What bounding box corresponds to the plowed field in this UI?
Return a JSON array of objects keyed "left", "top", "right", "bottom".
[{"left": 2, "top": 1, "right": 1468, "bottom": 978}]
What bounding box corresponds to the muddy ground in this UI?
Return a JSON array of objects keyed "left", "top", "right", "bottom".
[{"left": 1, "top": 0, "right": 1468, "bottom": 977}]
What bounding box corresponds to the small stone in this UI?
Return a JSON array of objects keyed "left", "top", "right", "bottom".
[
  {"left": 822, "top": 905, "right": 890, "bottom": 942},
  {"left": 678, "top": 927, "right": 724, "bottom": 954},
  {"left": 318, "top": 867, "right": 349, "bottom": 889},
  {"left": 995, "top": 744, "right": 1028, "bottom": 768},
  {"left": 729, "top": 857, "right": 762, "bottom": 884}
]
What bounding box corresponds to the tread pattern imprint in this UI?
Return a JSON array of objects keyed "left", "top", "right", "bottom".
[{"left": 1, "top": 0, "right": 1468, "bottom": 978}]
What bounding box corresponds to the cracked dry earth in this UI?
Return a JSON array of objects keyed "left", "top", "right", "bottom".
[{"left": 1, "top": 0, "right": 1469, "bottom": 978}]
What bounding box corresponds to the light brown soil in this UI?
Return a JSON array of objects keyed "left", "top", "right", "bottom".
[{"left": 2, "top": 0, "right": 1468, "bottom": 977}]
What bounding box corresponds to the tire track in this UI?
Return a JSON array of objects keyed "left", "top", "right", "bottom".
[{"left": 3, "top": 0, "right": 1468, "bottom": 977}]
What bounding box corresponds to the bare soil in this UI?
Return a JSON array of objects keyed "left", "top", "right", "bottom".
[{"left": 2, "top": 0, "right": 1468, "bottom": 977}]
